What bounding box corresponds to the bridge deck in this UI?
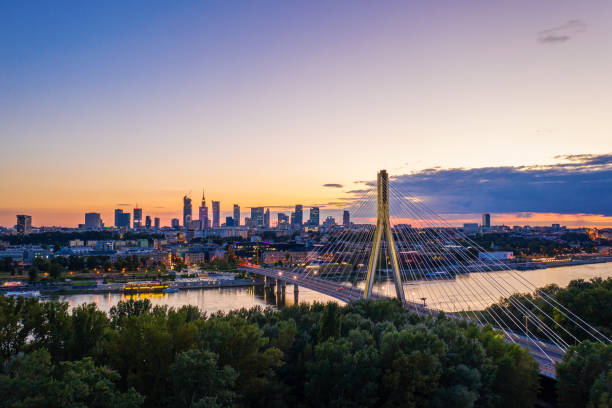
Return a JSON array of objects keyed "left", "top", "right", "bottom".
[{"left": 243, "top": 266, "right": 562, "bottom": 378}]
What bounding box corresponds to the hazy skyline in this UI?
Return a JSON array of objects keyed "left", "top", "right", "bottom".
[{"left": 2, "top": 1, "right": 612, "bottom": 227}]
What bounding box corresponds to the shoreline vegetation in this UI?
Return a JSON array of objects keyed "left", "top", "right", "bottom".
[{"left": 1, "top": 277, "right": 612, "bottom": 407}]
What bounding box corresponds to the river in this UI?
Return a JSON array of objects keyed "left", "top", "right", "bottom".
[{"left": 58, "top": 262, "right": 612, "bottom": 314}]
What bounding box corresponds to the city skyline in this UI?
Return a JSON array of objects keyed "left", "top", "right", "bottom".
[{"left": 2, "top": 1, "right": 612, "bottom": 227}]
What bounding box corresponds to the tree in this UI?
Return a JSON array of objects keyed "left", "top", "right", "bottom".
[
  {"left": 28, "top": 266, "right": 39, "bottom": 282},
  {"left": 169, "top": 349, "right": 237, "bottom": 408},
  {"left": 0, "top": 349, "right": 144, "bottom": 408},
  {"left": 318, "top": 302, "right": 342, "bottom": 342}
]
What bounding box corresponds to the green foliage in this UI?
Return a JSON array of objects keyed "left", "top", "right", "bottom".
[
  {"left": 557, "top": 341, "right": 612, "bottom": 408},
  {"left": 0, "top": 349, "right": 144, "bottom": 408},
  {"left": 0, "top": 297, "right": 544, "bottom": 408}
]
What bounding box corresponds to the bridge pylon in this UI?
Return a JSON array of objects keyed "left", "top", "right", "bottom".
[{"left": 363, "top": 170, "right": 406, "bottom": 302}]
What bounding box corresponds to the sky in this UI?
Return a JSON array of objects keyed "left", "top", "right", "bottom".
[{"left": 1, "top": 1, "right": 611, "bottom": 227}]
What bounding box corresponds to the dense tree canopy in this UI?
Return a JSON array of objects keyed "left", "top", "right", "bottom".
[{"left": 0, "top": 295, "right": 543, "bottom": 408}]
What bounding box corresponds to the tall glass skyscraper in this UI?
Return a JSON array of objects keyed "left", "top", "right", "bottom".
[
  {"left": 233, "top": 204, "right": 240, "bottom": 227},
  {"left": 212, "top": 201, "right": 220, "bottom": 228},
  {"left": 183, "top": 196, "right": 192, "bottom": 228}
]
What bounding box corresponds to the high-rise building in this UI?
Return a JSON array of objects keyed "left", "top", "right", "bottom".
[
  {"left": 16, "top": 215, "right": 32, "bottom": 235},
  {"left": 292, "top": 205, "right": 303, "bottom": 228},
  {"left": 84, "top": 212, "right": 102, "bottom": 229},
  {"left": 212, "top": 201, "right": 220, "bottom": 228},
  {"left": 264, "top": 208, "right": 270, "bottom": 228},
  {"left": 233, "top": 204, "right": 240, "bottom": 227},
  {"left": 114, "top": 209, "right": 130, "bottom": 228},
  {"left": 199, "top": 190, "right": 209, "bottom": 230},
  {"left": 343, "top": 210, "right": 350, "bottom": 226},
  {"left": 277, "top": 213, "right": 289, "bottom": 229},
  {"left": 482, "top": 213, "right": 491, "bottom": 228},
  {"left": 171, "top": 218, "right": 180, "bottom": 229},
  {"left": 183, "top": 195, "right": 192, "bottom": 229},
  {"left": 225, "top": 216, "right": 234, "bottom": 227},
  {"left": 154, "top": 217, "right": 160, "bottom": 229},
  {"left": 133, "top": 207, "right": 143, "bottom": 229},
  {"left": 309, "top": 207, "right": 320, "bottom": 226},
  {"left": 251, "top": 207, "right": 264, "bottom": 228},
  {"left": 145, "top": 215, "right": 151, "bottom": 229}
]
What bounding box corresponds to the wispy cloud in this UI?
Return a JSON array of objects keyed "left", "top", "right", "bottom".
[
  {"left": 116, "top": 203, "right": 131, "bottom": 207},
  {"left": 323, "top": 183, "right": 343, "bottom": 188},
  {"left": 538, "top": 20, "right": 586, "bottom": 44}
]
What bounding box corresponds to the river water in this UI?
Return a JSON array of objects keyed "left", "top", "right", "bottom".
[{"left": 58, "top": 262, "right": 612, "bottom": 314}]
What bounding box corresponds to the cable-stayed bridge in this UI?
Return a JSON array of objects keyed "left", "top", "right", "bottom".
[{"left": 243, "top": 170, "right": 610, "bottom": 379}]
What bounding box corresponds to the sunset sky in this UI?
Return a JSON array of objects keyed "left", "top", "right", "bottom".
[{"left": 1, "top": 1, "right": 611, "bottom": 227}]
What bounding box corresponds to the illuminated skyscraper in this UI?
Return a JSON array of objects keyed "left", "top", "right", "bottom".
[
  {"left": 212, "top": 201, "right": 220, "bottom": 228},
  {"left": 183, "top": 195, "right": 192, "bottom": 228},
  {"left": 133, "top": 207, "right": 142, "bottom": 229},
  {"left": 199, "top": 190, "right": 209, "bottom": 230},
  {"left": 16, "top": 214, "right": 32, "bottom": 235},
  {"left": 309, "top": 207, "right": 320, "bottom": 226},
  {"left": 343, "top": 210, "right": 350, "bottom": 226},
  {"left": 233, "top": 204, "right": 240, "bottom": 227},
  {"left": 145, "top": 215, "right": 151, "bottom": 229},
  {"left": 277, "top": 213, "right": 289, "bottom": 229}
]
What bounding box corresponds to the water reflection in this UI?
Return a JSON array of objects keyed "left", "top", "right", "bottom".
[{"left": 58, "top": 262, "right": 612, "bottom": 314}]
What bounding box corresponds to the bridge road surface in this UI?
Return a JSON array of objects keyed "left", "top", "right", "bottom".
[{"left": 242, "top": 266, "right": 563, "bottom": 378}]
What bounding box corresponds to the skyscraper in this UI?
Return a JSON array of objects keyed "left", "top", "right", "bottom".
[
  {"left": 133, "top": 207, "right": 142, "bottom": 229},
  {"left": 233, "top": 204, "right": 240, "bottom": 227},
  {"left": 251, "top": 207, "right": 264, "bottom": 228},
  {"left": 199, "top": 190, "right": 209, "bottom": 230},
  {"left": 145, "top": 215, "right": 151, "bottom": 229},
  {"left": 183, "top": 196, "right": 192, "bottom": 229},
  {"left": 114, "top": 209, "right": 130, "bottom": 228},
  {"left": 264, "top": 208, "right": 270, "bottom": 228},
  {"left": 84, "top": 212, "right": 102, "bottom": 228},
  {"left": 343, "top": 210, "right": 350, "bottom": 226},
  {"left": 154, "top": 217, "right": 160, "bottom": 229},
  {"left": 482, "top": 213, "right": 491, "bottom": 228},
  {"left": 212, "top": 201, "right": 220, "bottom": 228},
  {"left": 171, "top": 218, "right": 180, "bottom": 229},
  {"left": 309, "top": 207, "right": 320, "bottom": 226},
  {"left": 16, "top": 215, "right": 32, "bottom": 235},
  {"left": 277, "top": 213, "right": 289, "bottom": 229},
  {"left": 292, "top": 205, "right": 303, "bottom": 228},
  {"left": 225, "top": 216, "right": 234, "bottom": 227}
]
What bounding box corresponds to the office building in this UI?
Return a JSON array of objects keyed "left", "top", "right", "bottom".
[
  {"left": 251, "top": 207, "right": 264, "bottom": 228},
  {"left": 264, "top": 208, "right": 270, "bottom": 228},
  {"left": 16, "top": 214, "right": 32, "bottom": 235},
  {"left": 463, "top": 223, "right": 479, "bottom": 234},
  {"left": 233, "top": 204, "right": 240, "bottom": 227},
  {"left": 277, "top": 213, "right": 289, "bottom": 229},
  {"left": 145, "top": 215, "right": 151, "bottom": 229},
  {"left": 482, "top": 213, "right": 491, "bottom": 228},
  {"left": 343, "top": 210, "right": 350, "bottom": 226},
  {"left": 171, "top": 218, "right": 180, "bottom": 229},
  {"left": 114, "top": 209, "right": 131, "bottom": 228},
  {"left": 133, "top": 207, "right": 143, "bottom": 229},
  {"left": 226, "top": 216, "right": 234, "bottom": 227},
  {"left": 309, "top": 207, "right": 320, "bottom": 226},
  {"left": 84, "top": 212, "right": 102, "bottom": 229},
  {"left": 183, "top": 195, "right": 192, "bottom": 229},
  {"left": 199, "top": 190, "right": 209, "bottom": 230},
  {"left": 154, "top": 217, "right": 160, "bottom": 229},
  {"left": 212, "top": 201, "right": 220, "bottom": 228},
  {"left": 292, "top": 205, "right": 303, "bottom": 227}
]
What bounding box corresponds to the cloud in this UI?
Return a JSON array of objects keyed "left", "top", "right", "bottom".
[
  {"left": 323, "top": 183, "right": 343, "bottom": 188},
  {"left": 116, "top": 203, "right": 131, "bottom": 207},
  {"left": 538, "top": 20, "right": 586, "bottom": 44},
  {"left": 386, "top": 153, "right": 612, "bottom": 216}
]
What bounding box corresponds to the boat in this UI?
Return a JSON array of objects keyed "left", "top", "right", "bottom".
[
  {"left": 162, "top": 287, "right": 179, "bottom": 293},
  {"left": 123, "top": 281, "right": 168, "bottom": 293}
]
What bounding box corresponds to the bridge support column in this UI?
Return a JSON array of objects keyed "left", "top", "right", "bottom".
[
  {"left": 364, "top": 170, "right": 406, "bottom": 303},
  {"left": 293, "top": 284, "right": 299, "bottom": 305}
]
